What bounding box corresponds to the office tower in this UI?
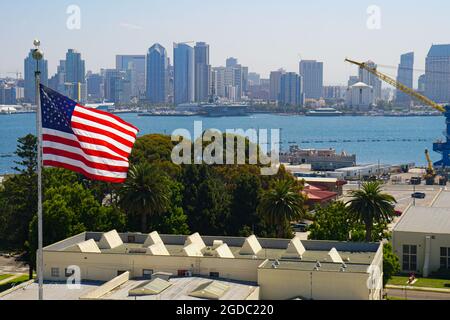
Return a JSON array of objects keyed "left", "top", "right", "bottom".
[
  {"left": 396, "top": 52, "right": 414, "bottom": 106},
  {"left": 242, "top": 66, "right": 248, "bottom": 96},
  {"left": 358, "top": 61, "right": 382, "bottom": 101},
  {"left": 425, "top": 44, "right": 450, "bottom": 103},
  {"left": 346, "top": 82, "right": 374, "bottom": 111},
  {"left": 0, "top": 83, "right": 17, "bottom": 105},
  {"left": 146, "top": 43, "right": 168, "bottom": 104},
  {"left": 279, "top": 72, "right": 302, "bottom": 107},
  {"left": 248, "top": 72, "right": 261, "bottom": 86},
  {"left": 269, "top": 69, "right": 285, "bottom": 101},
  {"left": 86, "top": 73, "right": 104, "bottom": 102},
  {"left": 418, "top": 74, "right": 426, "bottom": 93},
  {"left": 299, "top": 60, "right": 323, "bottom": 100},
  {"left": 226, "top": 57, "right": 238, "bottom": 68},
  {"left": 65, "top": 49, "right": 86, "bottom": 102},
  {"left": 116, "top": 55, "right": 146, "bottom": 99},
  {"left": 212, "top": 67, "right": 226, "bottom": 98},
  {"left": 194, "top": 42, "right": 211, "bottom": 102},
  {"left": 323, "top": 86, "right": 344, "bottom": 100},
  {"left": 348, "top": 76, "right": 359, "bottom": 87},
  {"left": 24, "top": 49, "right": 48, "bottom": 103},
  {"left": 173, "top": 43, "right": 195, "bottom": 105},
  {"left": 104, "top": 69, "right": 131, "bottom": 103}
]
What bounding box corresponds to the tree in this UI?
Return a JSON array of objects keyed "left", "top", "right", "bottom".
[
  {"left": 383, "top": 242, "right": 400, "bottom": 286},
  {"left": 120, "top": 162, "right": 171, "bottom": 233},
  {"left": 308, "top": 202, "right": 353, "bottom": 241},
  {"left": 258, "top": 178, "right": 305, "bottom": 238},
  {"left": 346, "top": 182, "right": 396, "bottom": 242},
  {"left": 13, "top": 134, "right": 37, "bottom": 176}
]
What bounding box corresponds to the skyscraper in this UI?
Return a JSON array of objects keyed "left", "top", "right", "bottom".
[
  {"left": 269, "top": 69, "right": 285, "bottom": 102},
  {"left": 24, "top": 49, "right": 48, "bottom": 103},
  {"left": 226, "top": 57, "right": 238, "bottom": 68},
  {"left": 194, "top": 42, "right": 211, "bottom": 102},
  {"left": 211, "top": 67, "right": 226, "bottom": 98},
  {"left": 425, "top": 44, "right": 450, "bottom": 103},
  {"left": 65, "top": 49, "right": 86, "bottom": 102},
  {"left": 396, "top": 52, "right": 414, "bottom": 106},
  {"left": 299, "top": 60, "right": 323, "bottom": 100},
  {"left": 279, "top": 72, "right": 303, "bottom": 107},
  {"left": 173, "top": 43, "right": 194, "bottom": 105},
  {"left": 146, "top": 43, "right": 168, "bottom": 104},
  {"left": 116, "top": 55, "right": 146, "bottom": 99},
  {"left": 358, "top": 61, "right": 382, "bottom": 101}
]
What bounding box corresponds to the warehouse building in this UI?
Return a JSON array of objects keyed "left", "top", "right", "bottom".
[
  {"left": 5, "top": 230, "right": 384, "bottom": 300},
  {"left": 392, "top": 191, "right": 450, "bottom": 277}
]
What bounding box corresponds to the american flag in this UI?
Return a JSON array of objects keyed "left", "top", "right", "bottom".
[{"left": 40, "top": 84, "right": 139, "bottom": 183}]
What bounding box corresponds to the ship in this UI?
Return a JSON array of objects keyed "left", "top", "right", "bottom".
[
  {"left": 202, "top": 104, "right": 248, "bottom": 117},
  {"left": 280, "top": 145, "right": 356, "bottom": 171},
  {"left": 305, "top": 107, "right": 343, "bottom": 116}
]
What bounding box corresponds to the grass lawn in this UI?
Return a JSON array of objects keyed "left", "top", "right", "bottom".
[
  {"left": 388, "top": 276, "right": 450, "bottom": 289},
  {"left": 0, "top": 274, "right": 13, "bottom": 282},
  {"left": 0, "top": 275, "right": 32, "bottom": 293}
]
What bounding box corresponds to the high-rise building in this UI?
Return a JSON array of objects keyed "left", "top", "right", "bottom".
[
  {"left": 173, "top": 43, "right": 195, "bottom": 105},
  {"left": 358, "top": 61, "right": 382, "bottom": 101},
  {"left": 418, "top": 74, "right": 426, "bottom": 93},
  {"left": 86, "top": 73, "right": 104, "bottom": 102},
  {"left": 116, "top": 55, "right": 146, "bottom": 99},
  {"left": 24, "top": 49, "right": 48, "bottom": 103},
  {"left": 279, "top": 72, "right": 303, "bottom": 107},
  {"left": 146, "top": 43, "right": 168, "bottom": 104},
  {"left": 226, "top": 57, "right": 238, "bottom": 68},
  {"left": 0, "top": 83, "right": 17, "bottom": 105},
  {"left": 348, "top": 76, "right": 359, "bottom": 87},
  {"left": 269, "top": 69, "right": 285, "bottom": 101},
  {"left": 396, "top": 52, "right": 414, "bottom": 106},
  {"left": 194, "top": 42, "right": 211, "bottom": 102},
  {"left": 248, "top": 72, "right": 261, "bottom": 86},
  {"left": 65, "top": 49, "right": 86, "bottom": 102},
  {"left": 299, "top": 60, "right": 323, "bottom": 100},
  {"left": 103, "top": 69, "right": 131, "bottom": 103},
  {"left": 211, "top": 67, "right": 226, "bottom": 98},
  {"left": 425, "top": 44, "right": 450, "bottom": 103}
]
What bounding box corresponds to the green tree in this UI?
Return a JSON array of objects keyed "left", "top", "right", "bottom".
[
  {"left": 383, "top": 242, "right": 400, "bottom": 286},
  {"left": 308, "top": 202, "right": 353, "bottom": 241},
  {"left": 13, "top": 134, "right": 37, "bottom": 176},
  {"left": 120, "top": 162, "right": 171, "bottom": 233},
  {"left": 346, "top": 182, "right": 396, "bottom": 242},
  {"left": 258, "top": 179, "right": 305, "bottom": 238}
]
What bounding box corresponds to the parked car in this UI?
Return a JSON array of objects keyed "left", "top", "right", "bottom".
[
  {"left": 411, "top": 192, "right": 426, "bottom": 199},
  {"left": 291, "top": 223, "right": 308, "bottom": 232}
]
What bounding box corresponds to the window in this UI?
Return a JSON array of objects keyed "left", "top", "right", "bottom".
[
  {"left": 51, "top": 268, "right": 59, "bottom": 278},
  {"left": 210, "top": 272, "right": 220, "bottom": 278},
  {"left": 65, "top": 268, "right": 75, "bottom": 277},
  {"left": 128, "top": 235, "right": 136, "bottom": 243},
  {"left": 402, "top": 245, "right": 417, "bottom": 271},
  {"left": 440, "top": 247, "right": 450, "bottom": 269},
  {"left": 143, "top": 269, "right": 153, "bottom": 279}
]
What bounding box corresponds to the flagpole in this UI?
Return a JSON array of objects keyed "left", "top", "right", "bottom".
[{"left": 32, "top": 39, "right": 44, "bottom": 301}]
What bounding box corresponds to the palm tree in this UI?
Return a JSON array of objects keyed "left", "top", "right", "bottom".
[
  {"left": 346, "top": 181, "right": 396, "bottom": 242},
  {"left": 120, "top": 163, "right": 171, "bottom": 233},
  {"left": 258, "top": 179, "right": 305, "bottom": 238}
]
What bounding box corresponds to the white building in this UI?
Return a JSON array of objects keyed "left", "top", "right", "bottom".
[{"left": 346, "top": 82, "right": 374, "bottom": 111}]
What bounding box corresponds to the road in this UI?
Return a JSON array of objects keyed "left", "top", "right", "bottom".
[{"left": 386, "top": 288, "right": 450, "bottom": 300}]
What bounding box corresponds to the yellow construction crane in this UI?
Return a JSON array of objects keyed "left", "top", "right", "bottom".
[
  {"left": 424, "top": 149, "right": 436, "bottom": 185},
  {"left": 344, "top": 58, "right": 445, "bottom": 113}
]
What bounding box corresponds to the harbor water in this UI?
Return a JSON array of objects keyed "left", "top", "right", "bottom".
[{"left": 0, "top": 113, "right": 445, "bottom": 174}]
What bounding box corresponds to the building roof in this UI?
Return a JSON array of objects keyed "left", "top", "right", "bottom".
[
  {"left": 431, "top": 190, "right": 450, "bottom": 208},
  {"left": 351, "top": 82, "right": 371, "bottom": 88},
  {"left": 303, "top": 189, "right": 337, "bottom": 202},
  {"left": 394, "top": 206, "right": 450, "bottom": 234},
  {"left": 428, "top": 44, "right": 450, "bottom": 57}
]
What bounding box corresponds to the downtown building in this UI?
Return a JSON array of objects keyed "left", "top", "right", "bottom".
[
  {"left": 269, "top": 69, "right": 285, "bottom": 102},
  {"left": 396, "top": 52, "right": 414, "bottom": 107},
  {"left": 173, "top": 43, "right": 195, "bottom": 105},
  {"left": 194, "top": 42, "right": 211, "bottom": 103},
  {"left": 24, "top": 49, "right": 48, "bottom": 103},
  {"left": 279, "top": 72, "right": 303, "bottom": 107},
  {"left": 299, "top": 60, "right": 323, "bottom": 100},
  {"left": 146, "top": 43, "right": 168, "bottom": 104},
  {"left": 116, "top": 55, "right": 146, "bottom": 100},
  {"left": 65, "top": 49, "right": 86, "bottom": 103},
  {"left": 358, "top": 61, "right": 382, "bottom": 102},
  {"left": 425, "top": 44, "right": 450, "bottom": 103}
]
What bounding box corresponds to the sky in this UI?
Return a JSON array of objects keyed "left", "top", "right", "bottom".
[{"left": 1, "top": 0, "right": 450, "bottom": 85}]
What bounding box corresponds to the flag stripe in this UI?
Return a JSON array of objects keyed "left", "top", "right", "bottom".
[
  {"left": 74, "top": 106, "right": 138, "bottom": 135},
  {"left": 43, "top": 154, "right": 128, "bottom": 179},
  {"left": 43, "top": 160, "right": 127, "bottom": 183},
  {"left": 71, "top": 122, "right": 134, "bottom": 150},
  {"left": 78, "top": 105, "right": 139, "bottom": 132}
]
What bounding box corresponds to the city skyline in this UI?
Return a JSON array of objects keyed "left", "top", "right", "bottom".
[{"left": 2, "top": 0, "right": 450, "bottom": 85}]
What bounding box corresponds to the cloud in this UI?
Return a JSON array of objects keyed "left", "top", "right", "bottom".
[{"left": 119, "top": 22, "right": 143, "bottom": 30}]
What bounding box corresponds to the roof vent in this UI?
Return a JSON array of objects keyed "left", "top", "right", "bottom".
[{"left": 316, "top": 261, "right": 322, "bottom": 268}]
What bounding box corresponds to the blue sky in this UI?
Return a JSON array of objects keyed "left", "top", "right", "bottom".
[{"left": 1, "top": 0, "right": 449, "bottom": 85}]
